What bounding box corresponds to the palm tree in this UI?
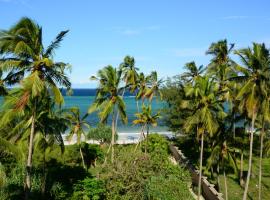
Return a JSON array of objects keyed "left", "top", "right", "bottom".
[
  {"left": 145, "top": 71, "right": 163, "bottom": 102},
  {"left": 206, "top": 138, "right": 238, "bottom": 200},
  {"left": 181, "top": 61, "right": 205, "bottom": 84},
  {"left": 89, "top": 65, "right": 127, "bottom": 163},
  {"left": 136, "top": 72, "right": 151, "bottom": 104},
  {"left": 120, "top": 55, "right": 139, "bottom": 93},
  {"left": 233, "top": 43, "right": 270, "bottom": 200},
  {"left": 183, "top": 76, "right": 224, "bottom": 200},
  {"left": 115, "top": 56, "right": 139, "bottom": 129},
  {"left": 133, "top": 104, "right": 161, "bottom": 152},
  {"left": 66, "top": 107, "right": 90, "bottom": 169},
  {"left": 0, "top": 17, "right": 71, "bottom": 197}
]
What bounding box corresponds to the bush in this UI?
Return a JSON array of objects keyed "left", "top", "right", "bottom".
[
  {"left": 145, "top": 175, "right": 193, "bottom": 200},
  {"left": 98, "top": 145, "right": 192, "bottom": 200},
  {"left": 87, "top": 124, "right": 118, "bottom": 144},
  {"left": 142, "top": 133, "right": 169, "bottom": 155},
  {"left": 71, "top": 177, "right": 105, "bottom": 200}
]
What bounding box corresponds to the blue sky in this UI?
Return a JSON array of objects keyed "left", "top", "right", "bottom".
[{"left": 1, "top": 0, "right": 270, "bottom": 88}]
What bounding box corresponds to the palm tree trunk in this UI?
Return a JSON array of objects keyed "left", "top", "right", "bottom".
[
  {"left": 243, "top": 111, "right": 256, "bottom": 200},
  {"left": 217, "top": 164, "right": 220, "bottom": 191},
  {"left": 198, "top": 133, "right": 204, "bottom": 200},
  {"left": 25, "top": 112, "right": 36, "bottom": 200},
  {"left": 115, "top": 88, "right": 126, "bottom": 132},
  {"left": 145, "top": 124, "right": 149, "bottom": 154},
  {"left": 223, "top": 164, "right": 228, "bottom": 200},
  {"left": 134, "top": 125, "right": 145, "bottom": 151},
  {"left": 240, "top": 150, "right": 244, "bottom": 187},
  {"left": 136, "top": 100, "right": 139, "bottom": 112},
  {"left": 79, "top": 147, "right": 86, "bottom": 169},
  {"left": 258, "top": 123, "right": 265, "bottom": 200},
  {"left": 111, "top": 111, "right": 116, "bottom": 163},
  {"left": 41, "top": 147, "right": 46, "bottom": 199}
]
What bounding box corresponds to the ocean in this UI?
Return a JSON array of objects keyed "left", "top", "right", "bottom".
[
  {"left": 0, "top": 89, "right": 168, "bottom": 134},
  {"left": 62, "top": 89, "right": 168, "bottom": 133}
]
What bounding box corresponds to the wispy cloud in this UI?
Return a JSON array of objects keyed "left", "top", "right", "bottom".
[
  {"left": 170, "top": 47, "right": 206, "bottom": 57},
  {"left": 221, "top": 15, "right": 249, "bottom": 20},
  {"left": 111, "top": 25, "right": 161, "bottom": 36},
  {"left": 0, "top": 0, "right": 32, "bottom": 8},
  {"left": 221, "top": 15, "right": 270, "bottom": 21}
]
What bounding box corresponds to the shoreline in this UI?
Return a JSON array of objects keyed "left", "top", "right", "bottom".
[{"left": 63, "top": 131, "right": 174, "bottom": 145}]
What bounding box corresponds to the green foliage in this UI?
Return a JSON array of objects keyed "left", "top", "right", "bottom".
[
  {"left": 87, "top": 124, "right": 117, "bottom": 144},
  {"left": 141, "top": 133, "right": 169, "bottom": 155},
  {"left": 50, "top": 182, "right": 69, "bottom": 200},
  {"left": 97, "top": 145, "right": 192, "bottom": 200},
  {"left": 145, "top": 175, "right": 193, "bottom": 200},
  {"left": 71, "top": 177, "right": 106, "bottom": 200}
]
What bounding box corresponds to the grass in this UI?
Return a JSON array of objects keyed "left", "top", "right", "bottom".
[{"left": 218, "top": 157, "right": 270, "bottom": 200}]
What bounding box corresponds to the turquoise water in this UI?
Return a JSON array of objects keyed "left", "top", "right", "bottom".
[
  {"left": 0, "top": 95, "right": 168, "bottom": 133},
  {"left": 63, "top": 96, "right": 167, "bottom": 132}
]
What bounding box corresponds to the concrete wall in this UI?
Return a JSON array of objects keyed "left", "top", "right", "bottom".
[{"left": 169, "top": 145, "right": 224, "bottom": 200}]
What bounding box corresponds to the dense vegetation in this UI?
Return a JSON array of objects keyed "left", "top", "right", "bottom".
[
  {"left": 1, "top": 16, "right": 270, "bottom": 200},
  {"left": 0, "top": 17, "right": 190, "bottom": 200},
  {"left": 162, "top": 40, "right": 270, "bottom": 199}
]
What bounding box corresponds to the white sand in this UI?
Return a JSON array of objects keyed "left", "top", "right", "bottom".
[{"left": 63, "top": 131, "right": 174, "bottom": 145}]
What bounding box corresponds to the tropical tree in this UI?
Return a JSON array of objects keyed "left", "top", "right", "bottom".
[
  {"left": 89, "top": 65, "right": 127, "bottom": 163},
  {"left": 206, "top": 138, "right": 238, "bottom": 200},
  {"left": 115, "top": 56, "right": 139, "bottom": 128},
  {"left": 182, "top": 76, "right": 224, "bottom": 200},
  {"left": 133, "top": 104, "right": 161, "bottom": 152},
  {"left": 181, "top": 61, "right": 205, "bottom": 84},
  {"left": 66, "top": 107, "right": 90, "bottom": 169},
  {"left": 145, "top": 71, "right": 163, "bottom": 102},
  {"left": 136, "top": 72, "right": 151, "bottom": 104},
  {"left": 120, "top": 55, "right": 139, "bottom": 93},
  {"left": 0, "top": 17, "right": 71, "bottom": 197},
  {"left": 233, "top": 43, "right": 270, "bottom": 200}
]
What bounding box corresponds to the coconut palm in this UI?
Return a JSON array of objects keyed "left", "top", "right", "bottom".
[
  {"left": 66, "top": 107, "right": 90, "bottom": 169},
  {"left": 181, "top": 61, "right": 205, "bottom": 84},
  {"left": 183, "top": 76, "right": 224, "bottom": 200},
  {"left": 120, "top": 55, "right": 139, "bottom": 93},
  {"left": 133, "top": 104, "right": 161, "bottom": 152},
  {"left": 136, "top": 72, "right": 151, "bottom": 104},
  {"left": 145, "top": 71, "right": 163, "bottom": 102},
  {"left": 206, "top": 138, "right": 238, "bottom": 200},
  {"left": 233, "top": 43, "right": 270, "bottom": 200},
  {"left": 115, "top": 56, "right": 139, "bottom": 129},
  {"left": 89, "top": 65, "right": 127, "bottom": 163},
  {"left": 0, "top": 17, "right": 71, "bottom": 196}
]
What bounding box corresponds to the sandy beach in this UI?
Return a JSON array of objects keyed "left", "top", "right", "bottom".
[{"left": 63, "top": 131, "right": 174, "bottom": 145}]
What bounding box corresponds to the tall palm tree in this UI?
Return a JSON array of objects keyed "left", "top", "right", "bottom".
[
  {"left": 181, "top": 61, "right": 205, "bottom": 84},
  {"left": 66, "top": 107, "right": 90, "bottom": 169},
  {"left": 145, "top": 71, "right": 163, "bottom": 102},
  {"left": 89, "top": 65, "right": 127, "bottom": 163},
  {"left": 120, "top": 55, "right": 139, "bottom": 93},
  {"left": 183, "top": 76, "right": 224, "bottom": 200},
  {"left": 133, "top": 104, "right": 161, "bottom": 152},
  {"left": 233, "top": 43, "right": 270, "bottom": 200},
  {"left": 115, "top": 56, "right": 139, "bottom": 129},
  {"left": 206, "top": 138, "right": 238, "bottom": 200},
  {"left": 0, "top": 17, "right": 71, "bottom": 197},
  {"left": 136, "top": 72, "right": 151, "bottom": 104}
]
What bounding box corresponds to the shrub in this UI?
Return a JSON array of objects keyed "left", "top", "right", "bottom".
[
  {"left": 141, "top": 133, "right": 169, "bottom": 155},
  {"left": 71, "top": 177, "right": 105, "bottom": 200},
  {"left": 87, "top": 124, "right": 118, "bottom": 144},
  {"left": 145, "top": 175, "right": 193, "bottom": 200}
]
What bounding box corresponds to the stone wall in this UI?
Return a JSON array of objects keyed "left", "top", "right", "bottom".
[{"left": 169, "top": 145, "right": 224, "bottom": 200}]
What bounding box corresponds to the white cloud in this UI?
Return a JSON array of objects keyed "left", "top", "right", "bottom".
[
  {"left": 221, "top": 15, "right": 249, "bottom": 20},
  {"left": 121, "top": 29, "right": 141, "bottom": 36}
]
